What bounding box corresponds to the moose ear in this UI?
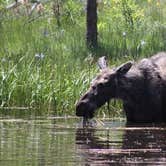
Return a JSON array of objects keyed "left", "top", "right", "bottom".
[
  {"left": 97, "top": 56, "right": 108, "bottom": 70},
  {"left": 116, "top": 61, "right": 133, "bottom": 75}
]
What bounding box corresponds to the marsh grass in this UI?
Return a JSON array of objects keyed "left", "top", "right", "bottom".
[{"left": 0, "top": 0, "right": 166, "bottom": 116}]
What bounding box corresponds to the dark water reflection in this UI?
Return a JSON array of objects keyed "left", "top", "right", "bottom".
[
  {"left": 76, "top": 123, "right": 166, "bottom": 165},
  {"left": 0, "top": 115, "right": 166, "bottom": 166}
]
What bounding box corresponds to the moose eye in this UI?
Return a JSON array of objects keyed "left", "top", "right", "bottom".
[
  {"left": 98, "top": 82, "right": 104, "bottom": 88},
  {"left": 104, "top": 76, "right": 109, "bottom": 80},
  {"left": 92, "top": 85, "right": 96, "bottom": 90}
]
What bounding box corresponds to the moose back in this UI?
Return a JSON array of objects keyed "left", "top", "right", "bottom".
[{"left": 76, "top": 52, "right": 166, "bottom": 123}]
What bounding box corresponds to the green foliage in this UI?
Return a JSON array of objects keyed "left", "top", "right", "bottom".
[
  {"left": 98, "top": 0, "right": 144, "bottom": 29},
  {"left": 97, "top": 0, "right": 166, "bottom": 58},
  {"left": 0, "top": 0, "right": 166, "bottom": 117}
]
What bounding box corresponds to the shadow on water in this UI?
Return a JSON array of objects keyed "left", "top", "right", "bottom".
[{"left": 75, "top": 122, "right": 166, "bottom": 165}]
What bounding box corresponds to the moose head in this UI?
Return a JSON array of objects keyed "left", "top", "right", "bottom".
[{"left": 76, "top": 56, "right": 133, "bottom": 119}]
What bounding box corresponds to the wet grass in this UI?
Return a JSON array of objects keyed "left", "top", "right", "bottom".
[{"left": 0, "top": 1, "right": 166, "bottom": 116}]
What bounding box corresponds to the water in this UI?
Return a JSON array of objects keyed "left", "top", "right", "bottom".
[{"left": 0, "top": 115, "right": 166, "bottom": 166}]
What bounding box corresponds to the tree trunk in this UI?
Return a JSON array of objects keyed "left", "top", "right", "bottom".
[
  {"left": 53, "top": 0, "right": 61, "bottom": 27},
  {"left": 86, "top": 0, "right": 98, "bottom": 48}
]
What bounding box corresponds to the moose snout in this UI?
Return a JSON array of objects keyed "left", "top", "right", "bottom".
[{"left": 76, "top": 100, "right": 96, "bottom": 119}]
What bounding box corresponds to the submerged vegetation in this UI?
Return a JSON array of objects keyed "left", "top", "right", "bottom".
[{"left": 0, "top": 0, "right": 166, "bottom": 116}]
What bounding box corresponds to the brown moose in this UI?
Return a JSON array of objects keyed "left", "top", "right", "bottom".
[{"left": 76, "top": 52, "right": 166, "bottom": 123}]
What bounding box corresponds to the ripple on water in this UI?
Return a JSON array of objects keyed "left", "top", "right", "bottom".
[{"left": 0, "top": 117, "right": 166, "bottom": 166}]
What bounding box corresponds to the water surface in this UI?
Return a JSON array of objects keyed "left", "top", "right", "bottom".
[{"left": 0, "top": 115, "right": 166, "bottom": 166}]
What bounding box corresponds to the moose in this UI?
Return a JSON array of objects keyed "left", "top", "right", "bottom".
[{"left": 76, "top": 52, "right": 166, "bottom": 123}]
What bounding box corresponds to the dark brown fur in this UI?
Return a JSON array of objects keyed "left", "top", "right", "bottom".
[{"left": 76, "top": 52, "right": 166, "bottom": 123}]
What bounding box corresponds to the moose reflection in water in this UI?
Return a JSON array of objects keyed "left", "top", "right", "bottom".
[
  {"left": 75, "top": 124, "right": 166, "bottom": 165},
  {"left": 76, "top": 52, "right": 166, "bottom": 123}
]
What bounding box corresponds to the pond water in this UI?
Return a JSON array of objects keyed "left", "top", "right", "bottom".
[{"left": 0, "top": 115, "right": 166, "bottom": 166}]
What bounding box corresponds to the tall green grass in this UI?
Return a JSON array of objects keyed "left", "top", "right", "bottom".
[{"left": 0, "top": 0, "right": 166, "bottom": 116}]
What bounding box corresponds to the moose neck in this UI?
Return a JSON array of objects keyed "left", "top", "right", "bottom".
[{"left": 115, "top": 73, "right": 144, "bottom": 102}]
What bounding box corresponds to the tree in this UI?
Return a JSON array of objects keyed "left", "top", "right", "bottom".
[{"left": 86, "top": 0, "right": 97, "bottom": 48}]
